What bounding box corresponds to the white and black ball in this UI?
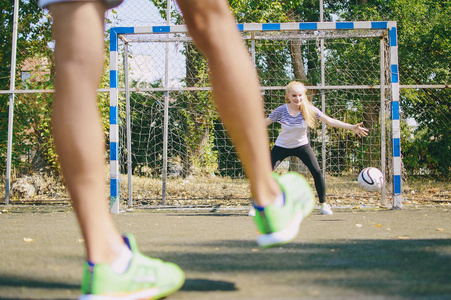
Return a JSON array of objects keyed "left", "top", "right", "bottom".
[{"left": 358, "top": 167, "right": 384, "bottom": 192}]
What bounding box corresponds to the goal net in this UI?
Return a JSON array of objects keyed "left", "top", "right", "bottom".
[{"left": 109, "top": 22, "right": 401, "bottom": 212}]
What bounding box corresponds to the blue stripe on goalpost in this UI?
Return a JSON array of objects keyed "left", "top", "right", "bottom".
[
  {"left": 152, "top": 26, "right": 171, "bottom": 33},
  {"left": 394, "top": 175, "right": 402, "bottom": 194},
  {"left": 393, "top": 138, "right": 401, "bottom": 158},
  {"left": 110, "top": 178, "right": 118, "bottom": 198},
  {"left": 391, "top": 65, "right": 399, "bottom": 83},
  {"left": 109, "top": 21, "right": 402, "bottom": 211},
  {"left": 262, "top": 23, "right": 280, "bottom": 31},
  {"left": 389, "top": 27, "right": 398, "bottom": 47},
  {"left": 392, "top": 101, "right": 400, "bottom": 120},
  {"left": 299, "top": 23, "right": 317, "bottom": 30},
  {"left": 110, "top": 27, "right": 134, "bottom": 51},
  {"left": 109, "top": 70, "right": 117, "bottom": 88},
  {"left": 109, "top": 106, "right": 118, "bottom": 124},
  {"left": 336, "top": 22, "right": 354, "bottom": 29},
  {"left": 110, "top": 142, "right": 118, "bottom": 160},
  {"left": 371, "top": 21, "right": 388, "bottom": 29}
]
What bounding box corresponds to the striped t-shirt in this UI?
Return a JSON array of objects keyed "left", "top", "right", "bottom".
[{"left": 269, "top": 104, "right": 324, "bottom": 148}]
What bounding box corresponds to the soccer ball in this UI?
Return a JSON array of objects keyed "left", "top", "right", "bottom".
[{"left": 358, "top": 167, "right": 384, "bottom": 192}]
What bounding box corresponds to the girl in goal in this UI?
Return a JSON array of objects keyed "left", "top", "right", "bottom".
[{"left": 254, "top": 81, "right": 369, "bottom": 215}]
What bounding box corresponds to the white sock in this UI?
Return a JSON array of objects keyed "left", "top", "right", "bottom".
[{"left": 110, "top": 244, "right": 133, "bottom": 274}]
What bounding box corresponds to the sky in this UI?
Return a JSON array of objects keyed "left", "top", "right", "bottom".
[{"left": 106, "top": 0, "right": 186, "bottom": 86}]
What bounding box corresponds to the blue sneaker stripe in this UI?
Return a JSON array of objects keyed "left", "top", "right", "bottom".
[
  {"left": 87, "top": 260, "right": 95, "bottom": 273},
  {"left": 253, "top": 203, "right": 265, "bottom": 212},
  {"left": 123, "top": 235, "right": 131, "bottom": 249}
]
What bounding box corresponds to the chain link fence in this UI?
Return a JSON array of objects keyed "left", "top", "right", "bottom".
[{"left": 1, "top": 1, "right": 449, "bottom": 208}]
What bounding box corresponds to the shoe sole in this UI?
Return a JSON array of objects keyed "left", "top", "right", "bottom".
[
  {"left": 79, "top": 288, "right": 159, "bottom": 300},
  {"left": 79, "top": 275, "right": 184, "bottom": 300}
]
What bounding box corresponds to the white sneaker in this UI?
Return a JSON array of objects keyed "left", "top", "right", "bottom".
[
  {"left": 248, "top": 208, "right": 256, "bottom": 217},
  {"left": 320, "top": 203, "right": 333, "bottom": 215}
]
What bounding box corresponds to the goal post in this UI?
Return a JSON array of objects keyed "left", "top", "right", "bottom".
[
  {"left": 388, "top": 25, "right": 402, "bottom": 208},
  {"left": 109, "top": 21, "right": 401, "bottom": 213}
]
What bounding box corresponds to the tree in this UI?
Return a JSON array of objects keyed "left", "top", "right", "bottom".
[
  {"left": 334, "top": 0, "right": 451, "bottom": 177},
  {"left": 1, "top": 3, "right": 113, "bottom": 178},
  {"left": 147, "top": 0, "right": 450, "bottom": 178},
  {"left": 149, "top": 1, "right": 221, "bottom": 177},
  {"left": 0, "top": 2, "right": 54, "bottom": 175}
]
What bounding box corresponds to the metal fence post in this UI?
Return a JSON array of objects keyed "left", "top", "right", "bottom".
[
  {"left": 161, "top": 0, "right": 172, "bottom": 205},
  {"left": 5, "top": 0, "right": 20, "bottom": 204}
]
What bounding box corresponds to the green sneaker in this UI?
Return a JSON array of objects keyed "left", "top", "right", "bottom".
[
  {"left": 80, "top": 234, "right": 184, "bottom": 300},
  {"left": 253, "top": 172, "right": 315, "bottom": 248}
]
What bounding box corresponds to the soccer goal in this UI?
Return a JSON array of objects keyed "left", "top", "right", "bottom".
[{"left": 109, "top": 21, "right": 401, "bottom": 213}]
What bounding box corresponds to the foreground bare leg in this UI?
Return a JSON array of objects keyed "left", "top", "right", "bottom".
[
  {"left": 50, "top": 2, "right": 124, "bottom": 264},
  {"left": 177, "top": 0, "right": 280, "bottom": 206}
]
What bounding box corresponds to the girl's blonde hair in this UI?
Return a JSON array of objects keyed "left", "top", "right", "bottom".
[{"left": 285, "top": 81, "right": 317, "bottom": 128}]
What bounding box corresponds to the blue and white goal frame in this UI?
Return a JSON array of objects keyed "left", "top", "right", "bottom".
[{"left": 109, "top": 21, "right": 402, "bottom": 213}]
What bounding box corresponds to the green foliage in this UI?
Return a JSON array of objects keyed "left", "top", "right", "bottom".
[
  {"left": 142, "top": 2, "right": 224, "bottom": 177},
  {"left": 214, "top": 121, "right": 244, "bottom": 178},
  {"left": 0, "top": 2, "right": 55, "bottom": 175},
  {"left": 118, "top": 80, "right": 187, "bottom": 176},
  {"left": 178, "top": 90, "right": 218, "bottom": 177},
  {"left": 0, "top": 1, "right": 52, "bottom": 90},
  {"left": 148, "top": 0, "right": 184, "bottom": 24},
  {"left": 120, "top": 81, "right": 220, "bottom": 178},
  {"left": 1, "top": 4, "right": 115, "bottom": 177},
  {"left": 229, "top": 0, "right": 321, "bottom": 23},
  {"left": 336, "top": 0, "right": 451, "bottom": 84},
  {"left": 332, "top": 0, "right": 451, "bottom": 178},
  {"left": 401, "top": 123, "right": 451, "bottom": 178},
  {"left": 0, "top": 0, "right": 446, "bottom": 184},
  {"left": 145, "top": 0, "right": 389, "bottom": 176},
  {"left": 401, "top": 89, "right": 451, "bottom": 178}
]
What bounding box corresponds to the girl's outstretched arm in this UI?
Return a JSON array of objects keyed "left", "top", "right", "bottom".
[{"left": 319, "top": 115, "right": 369, "bottom": 137}]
